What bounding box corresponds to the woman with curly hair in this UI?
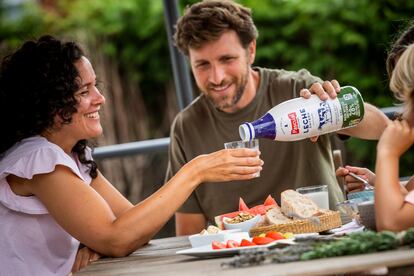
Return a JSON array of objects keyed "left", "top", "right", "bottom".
[{"left": 0, "top": 35, "right": 263, "bottom": 275}]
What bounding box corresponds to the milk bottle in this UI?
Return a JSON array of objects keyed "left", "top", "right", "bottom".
[{"left": 239, "top": 86, "right": 364, "bottom": 141}]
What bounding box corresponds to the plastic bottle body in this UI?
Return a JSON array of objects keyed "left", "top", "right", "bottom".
[{"left": 239, "top": 86, "right": 365, "bottom": 141}]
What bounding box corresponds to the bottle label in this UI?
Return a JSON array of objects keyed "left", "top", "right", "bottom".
[
  {"left": 317, "top": 101, "right": 332, "bottom": 130},
  {"left": 288, "top": 112, "right": 300, "bottom": 134},
  {"left": 272, "top": 86, "right": 364, "bottom": 141},
  {"left": 240, "top": 86, "right": 365, "bottom": 141},
  {"left": 337, "top": 86, "right": 365, "bottom": 128}
]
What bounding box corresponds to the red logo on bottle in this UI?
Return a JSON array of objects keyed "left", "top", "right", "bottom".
[{"left": 288, "top": 112, "right": 299, "bottom": 134}]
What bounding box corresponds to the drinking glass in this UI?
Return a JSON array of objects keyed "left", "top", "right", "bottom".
[
  {"left": 296, "top": 185, "right": 329, "bottom": 210},
  {"left": 224, "top": 139, "right": 260, "bottom": 177}
]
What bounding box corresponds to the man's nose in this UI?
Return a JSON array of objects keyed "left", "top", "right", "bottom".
[{"left": 208, "top": 65, "right": 225, "bottom": 85}]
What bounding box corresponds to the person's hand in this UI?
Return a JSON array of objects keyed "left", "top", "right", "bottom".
[
  {"left": 189, "top": 148, "right": 263, "bottom": 183},
  {"left": 300, "top": 80, "right": 341, "bottom": 142},
  {"left": 71, "top": 246, "right": 101, "bottom": 273},
  {"left": 336, "top": 165, "right": 375, "bottom": 193},
  {"left": 377, "top": 119, "right": 414, "bottom": 158},
  {"left": 300, "top": 80, "right": 340, "bottom": 101}
]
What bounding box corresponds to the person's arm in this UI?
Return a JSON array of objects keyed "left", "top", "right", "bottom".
[
  {"left": 336, "top": 165, "right": 410, "bottom": 194},
  {"left": 175, "top": 213, "right": 207, "bottom": 236},
  {"left": 338, "top": 103, "right": 390, "bottom": 139},
  {"left": 90, "top": 172, "right": 133, "bottom": 217},
  {"left": 28, "top": 148, "right": 262, "bottom": 257},
  {"left": 300, "top": 81, "right": 390, "bottom": 141},
  {"left": 375, "top": 120, "right": 414, "bottom": 231},
  {"left": 404, "top": 177, "right": 414, "bottom": 191},
  {"left": 71, "top": 246, "right": 101, "bottom": 273}
]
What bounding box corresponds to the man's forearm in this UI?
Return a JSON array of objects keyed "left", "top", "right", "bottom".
[{"left": 339, "top": 103, "right": 390, "bottom": 139}]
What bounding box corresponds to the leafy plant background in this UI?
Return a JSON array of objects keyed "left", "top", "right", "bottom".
[{"left": 1, "top": 0, "right": 414, "bottom": 236}]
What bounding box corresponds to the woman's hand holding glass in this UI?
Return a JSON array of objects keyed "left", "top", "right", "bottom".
[{"left": 185, "top": 148, "right": 263, "bottom": 184}]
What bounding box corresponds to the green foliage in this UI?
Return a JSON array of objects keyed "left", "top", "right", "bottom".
[
  {"left": 225, "top": 228, "right": 414, "bottom": 267},
  {"left": 54, "top": 0, "right": 169, "bottom": 83},
  {"left": 402, "top": 227, "right": 414, "bottom": 247},
  {"left": 0, "top": 2, "right": 51, "bottom": 51},
  {"left": 301, "top": 230, "right": 400, "bottom": 260}
]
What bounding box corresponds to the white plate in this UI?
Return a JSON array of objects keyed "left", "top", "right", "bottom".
[
  {"left": 176, "top": 239, "right": 295, "bottom": 258},
  {"left": 188, "top": 229, "right": 243, "bottom": 248}
]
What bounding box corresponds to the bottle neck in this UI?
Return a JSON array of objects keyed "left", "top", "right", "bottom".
[{"left": 240, "top": 113, "right": 276, "bottom": 140}]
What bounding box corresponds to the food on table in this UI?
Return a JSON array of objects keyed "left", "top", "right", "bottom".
[
  {"left": 283, "top": 232, "right": 294, "bottom": 239},
  {"left": 240, "top": 239, "right": 256, "bottom": 247},
  {"left": 263, "top": 194, "right": 278, "bottom": 206},
  {"left": 199, "top": 225, "right": 221, "bottom": 235},
  {"left": 222, "top": 214, "right": 261, "bottom": 232},
  {"left": 226, "top": 213, "right": 255, "bottom": 224},
  {"left": 239, "top": 198, "right": 249, "bottom": 211},
  {"left": 211, "top": 241, "right": 226, "bottom": 250},
  {"left": 281, "top": 189, "right": 320, "bottom": 219},
  {"left": 252, "top": 236, "right": 274, "bottom": 245},
  {"left": 264, "top": 207, "right": 293, "bottom": 224},
  {"left": 226, "top": 240, "right": 240, "bottom": 248},
  {"left": 265, "top": 231, "right": 285, "bottom": 240},
  {"left": 213, "top": 191, "right": 340, "bottom": 236},
  {"left": 214, "top": 195, "right": 278, "bottom": 229},
  {"left": 211, "top": 230, "right": 288, "bottom": 250}
]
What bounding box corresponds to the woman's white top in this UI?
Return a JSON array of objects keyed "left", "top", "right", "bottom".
[{"left": 0, "top": 136, "right": 92, "bottom": 276}]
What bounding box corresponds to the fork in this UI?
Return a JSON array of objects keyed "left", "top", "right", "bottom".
[{"left": 348, "top": 172, "right": 374, "bottom": 190}]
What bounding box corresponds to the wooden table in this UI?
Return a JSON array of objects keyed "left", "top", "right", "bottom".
[{"left": 76, "top": 236, "right": 414, "bottom": 276}]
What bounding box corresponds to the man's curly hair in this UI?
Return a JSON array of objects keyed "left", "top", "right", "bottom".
[{"left": 0, "top": 35, "right": 98, "bottom": 178}]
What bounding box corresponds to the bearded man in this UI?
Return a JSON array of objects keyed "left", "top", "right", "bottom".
[{"left": 165, "top": 0, "right": 389, "bottom": 235}]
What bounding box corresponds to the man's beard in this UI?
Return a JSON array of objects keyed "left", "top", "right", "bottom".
[{"left": 205, "top": 67, "right": 249, "bottom": 111}]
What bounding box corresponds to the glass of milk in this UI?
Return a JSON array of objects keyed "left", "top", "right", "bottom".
[
  {"left": 224, "top": 139, "right": 260, "bottom": 177},
  {"left": 296, "top": 185, "right": 329, "bottom": 210}
]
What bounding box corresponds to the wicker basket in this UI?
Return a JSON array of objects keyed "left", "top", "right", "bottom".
[{"left": 249, "top": 210, "right": 342, "bottom": 236}]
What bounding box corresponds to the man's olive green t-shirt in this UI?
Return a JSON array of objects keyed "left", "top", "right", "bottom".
[{"left": 165, "top": 67, "right": 344, "bottom": 224}]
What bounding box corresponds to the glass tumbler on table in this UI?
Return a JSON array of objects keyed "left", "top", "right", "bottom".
[{"left": 296, "top": 184, "right": 329, "bottom": 210}]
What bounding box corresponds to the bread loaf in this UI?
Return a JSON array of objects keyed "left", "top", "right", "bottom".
[
  {"left": 281, "top": 189, "right": 320, "bottom": 218},
  {"left": 264, "top": 207, "right": 292, "bottom": 225}
]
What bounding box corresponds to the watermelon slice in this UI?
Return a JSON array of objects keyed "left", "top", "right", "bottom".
[
  {"left": 248, "top": 204, "right": 269, "bottom": 216},
  {"left": 239, "top": 197, "right": 249, "bottom": 211},
  {"left": 263, "top": 194, "right": 277, "bottom": 206},
  {"left": 214, "top": 194, "right": 279, "bottom": 229}
]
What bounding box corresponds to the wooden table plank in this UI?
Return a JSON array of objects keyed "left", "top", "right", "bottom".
[{"left": 76, "top": 236, "right": 414, "bottom": 276}]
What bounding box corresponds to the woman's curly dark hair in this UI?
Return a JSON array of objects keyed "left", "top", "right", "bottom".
[{"left": 0, "top": 35, "right": 97, "bottom": 178}]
